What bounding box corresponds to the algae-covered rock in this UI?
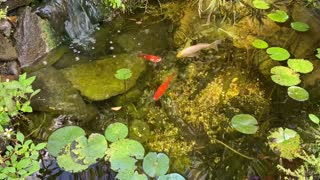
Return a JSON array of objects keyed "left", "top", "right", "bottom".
[
  {"left": 30, "top": 67, "right": 98, "bottom": 122},
  {"left": 14, "top": 7, "right": 59, "bottom": 68},
  {"left": 61, "top": 54, "right": 146, "bottom": 101}
]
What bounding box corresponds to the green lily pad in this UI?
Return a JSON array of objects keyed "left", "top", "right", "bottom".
[
  {"left": 270, "top": 66, "right": 301, "bottom": 86},
  {"left": 308, "top": 114, "right": 320, "bottom": 125},
  {"left": 47, "top": 126, "right": 85, "bottom": 157},
  {"left": 115, "top": 68, "right": 132, "bottom": 80},
  {"left": 287, "top": 59, "right": 313, "bottom": 73},
  {"left": 231, "top": 114, "right": 258, "bottom": 134},
  {"left": 267, "top": 10, "right": 289, "bottom": 23},
  {"left": 158, "top": 173, "right": 186, "bottom": 180},
  {"left": 267, "top": 128, "right": 301, "bottom": 160},
  {"left": 252, "top": 39, "right": 268, "bottom": 49},
  {"left": 253, "top": 0, "right": 270, "bottom": 9},
  {"left": 291, "top": 21, "right": 310, "bottom": 32},
  {"left": 267, "top": 47, "right": 290, "bottom": 61},
  {"left": 106, "top": 139, "right": 145, "bottom": 172},
  {"left": 116, "top": 169, "right": 148, "bottom": 180},
  {"left": 105, "top": 123, "right": 128, "bottom": 142},
  {"left": 143, "top": 152, "right": 170, "bottom": 177},
  {"left": 287, "top": 86, "right": 309, "bottom": 101},
  {"left": 71, "top": 134, "right": 108, "bottom": 165}
]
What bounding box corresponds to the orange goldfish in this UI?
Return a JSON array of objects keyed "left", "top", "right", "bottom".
[
  {"left": 138, "top": 53, "right": 162, "bottom": 63},
  {"left": 153, "top": 72, "right": 175, "bottom": 101}
]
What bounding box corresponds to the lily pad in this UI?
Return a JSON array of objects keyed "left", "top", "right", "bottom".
[
  {"left": 115, "top": 68, "right": 132, "bottom": 80},
  {"left": 158, "top": 173, "right": 186, "bottom": 180},
  {"left": 143, "top": 152, "right": 170, "bottom": 177},
  {"left": 252, "top": 0, "right": 270, "bottom": 9},
  {"left": 287, "top": 86, "right": 309, "bottom": 101},
  {"left": 47, "top": 126, "right": 85, "bottom": 157},
  {"left": 287, "top": 59, "right": 313, "bottom": 73},
  {"left": 267, "top": 128, "right": 301, "bottom": 160},
  {"left": 267, "top": 10, "right": 289, "bottom": 23},
  {"left": 105, "top": 123, "right": 128, "bottom": 142},
  {"left": 116, "top": 169, "right": 148, "bottom": 180},
  {"left": 267, "top": 47, "right": 290, "bottom": 61},
  {"left": 231, "top": 114, "right": 258, "bottom": 134},
  {"left": 270, "top": 66, "right": 301, "bottom": 86},
  {"left": 308, "top": 114, "right": 320, "bottom": 125},
  {"left": 291, "top": 21, "right": 310, "bottom": 32},
  {"left": 252, "top": 39, "right": 268, "bottom": 49},
  {"left": 71, "top": 134, "right": 108, "bottom": 165},
  {"left": 106, "top": 139, "right": 145, "bottom": 172}
]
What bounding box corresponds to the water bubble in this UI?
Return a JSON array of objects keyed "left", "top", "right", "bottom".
[
  {"left": 91, "top": 47, "right": 95, "bottom": 50},
  {"left": 96, "top": 27, "right": 100, "bottom": 30},
  {"left": 73, "top": 49, "right": 77, "bottom": 53},
  {"left": 112, "top": 55, "right": 116, "bottom": 58},
  {"left": 75, "top": 57, "right": 80, "bottom": 61},
  {"left": 117, "top": 30, "right": 121, "bottom": 33},
  {"left": 42, "top": 61, "right": 48, "bottom": 65},
  {"left": 77, "top": 51, "right": 81, "bottom": 54},
  {"left": 109, "top": 41, "right": 113, "bottom": 44},
  {"left": 137, "top": 43, "right": 141, "bottom": 46},
  {"left": 133, "top": 37, "right": 136, "bottom": 40},
  {"left": 110, "top": 46, "right": 114, "bottom": 50}
]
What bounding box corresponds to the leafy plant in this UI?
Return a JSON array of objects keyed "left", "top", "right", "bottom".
[
  {"left": 308, "top": 114, "right": 320, "bottom": 125},
  {"left": 103, "top": 0, "right": 124, "bottom": 9},
  {"left": 270, "top": 66, "right": 301, "bottom": 86},
  {"left": 252, "top": 0, "right": 270, "bottom": 10},
  {"left": 0, "top": 7, "right": 7, "bottom": 20},
  {"left": 267, "top": 10, "right": 289, "bottom": 23},
  {"left": 115, "top": 68, "right": 133, "bottom": 80},
  {"left": 104, "top": 122, "right": 128, "bottom": 142},
  {"left": 291, "top": 21, "right": 310, "bottom": 32},
  {"left": 267, "top": 47, "right": 291, "bottom": 61},
  {"left": 287, "top": 59, "right": 313, "bottom": 74},
  {"left": 316, "top": 48, "right": 320, "bottom": 59},
  {"left": 287, "top": 86, "right": 309, "bottom": 101},
  {"left": 252, "top": 39, "right": 268, "bottom": 49},
  {"left": 143, "top": 152, "right": 169, "bottom": 177},
  {"left": 0, "top": 73, "right": 40, "bottom": 132},
  {"left": 231, "top": 114, "right": 258, "bottom": 134},
  {"left": 0, "top": 132, "right": 47, "bottom": 179}
]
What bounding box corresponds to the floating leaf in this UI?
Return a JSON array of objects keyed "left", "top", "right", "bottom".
[
  {"left": 56, "top": 144, "right": 89, "bottom": 172},
  {"left": 287, "top": 59, "right": 313, "bottom": 73},
  {"left": 158, "top": 173, "right": 186, "bottom": 180},
  {"left": 252, "top": 0, "right": 270, "bottom": 9},
  {"left": 115, "top": 68, "right": 132, "bottom": 80},
  {"left": 316, "top": 48, "right": 320, "bottom": 59},
  {"left": 267, "top": 128, "right": 301, "bottom": 159},
  {"left": 116, "top": 169, "right": 148, "bottom": 180},
  {"left": 231, "top": 114, "right": 258, "bottom": 134},
  {"left": 143, "top": 152, "right": 169, "bottom": 177},
  {"left": 47, "top": 126, "right": 85, "bottom": 157},
  {"left": 106, "top": 139, "right": 145, "bottom": 172},
  {"left": 71, "top": 134, "right": 108, "bottom": 165},
  {"left": 105, "top": 123, "right": 128, "bottom": 142},
  {"left": 267, "top": 10, "right": 289, "bottom": 23},
  {"left": 267, "top": 47, "right": 290, "bottom": 61},
  {"left": 252, "top": 39, "right": 268, "bottom": 49},
  {"left": 270, "top": 66, "right": 301, "bottom": 86},
  {"left": 291, "top": 21, "right": 310, "bottom": 32},
  {"left": 308, "top": 114, "right": 320, "bottom": 125},
  {"left": 287, "top": 86, "right": 309, "bottom": 101}
]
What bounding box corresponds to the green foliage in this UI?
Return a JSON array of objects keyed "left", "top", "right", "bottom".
[
  {"left": 252, "top": 0, "right": 270, "bottom": 10},
  {"left": 103, "top": 0, "right": 124, "bottom": 9},
  {"left": 270, "top": 66, "right": 301, "bottom": 86},
  {"left": 308, "top": 114, "right": 320, "bottom": 125},
  {"left": 158, "top": 173, "right": 185, "bottom": 180},
  {"left": 143, "top": 152, "right": 169, "bottom": 177},
  {"left": 268, "top": 128, "right": 301, "bottom": 160},
  {"left": 287, "top": 86, "right": 309, "bottom": 101},
  {"left": 252, "top": 39, "right": 268, "bottom": 49},
  {"left": 287, "top": 59, "right": 313, "bottom": 74},
  {"left": 104, "top": 122, "right": 128, "bottom": 142},
  {"left": 231, "top": 114, "right": 258, "bottom": 134},
  {"left": 0, "top": 7, "right": 7, "bottom": 20},
  {"left": 115, "top": 68, "right": 133, "bottom": 80},
  {"left": 316, "top": 48, "right": 320, "bottom": 59},
  {"left": 0, "top": 73, "right": 40, "bottom": 131},
  {"left": 266, "top": 47, "right": 291, "bottom": 61},
  {"left": 291, "top": 21, "right": 310, "bottom": 32},
  {"left": 0, "top": 131, "right": 46, "bottom": 179},
  {"left": 267, "top": 10, "right": 289, "bottom": 23},
  {"left": 47, "top": 126, "right": 85, "bottom": 157}
]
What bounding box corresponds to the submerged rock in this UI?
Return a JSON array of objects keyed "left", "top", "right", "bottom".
[
  {"left": 30, "top": 67, "right": 98, "bottom": 122},
  {"left": 0, "top": 0, "right": 33, "bottom": 11},
  {"left": 61, "top": 54, "right": 146, "bottom": 101},
  {"left": 14, "top": 7, "right": 59, "bottom": 68},
  {"left": 0, "top": 33, "right": 17, "bottom": 61}
]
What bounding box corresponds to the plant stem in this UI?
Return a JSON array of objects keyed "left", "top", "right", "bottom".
[{"left": 215, "top": 139, "right": 256, "bottom": 160}]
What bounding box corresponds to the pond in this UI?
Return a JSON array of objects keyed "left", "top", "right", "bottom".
[{"left": 1, "top": 0, "right": 320, "bottom": 179}]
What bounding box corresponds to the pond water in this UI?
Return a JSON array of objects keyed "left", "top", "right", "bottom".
[{"left": 16, "top": 1, "right": 320, "bottom": 179}]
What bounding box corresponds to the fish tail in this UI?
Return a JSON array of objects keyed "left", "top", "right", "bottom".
[
  {"left": 210, "top": 40, "right": 222, "bottom": 51},
  {"left": 138, "top": 53, "right": 145, "bottom": 58}
]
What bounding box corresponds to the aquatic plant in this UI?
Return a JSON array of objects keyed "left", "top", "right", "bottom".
[
  {"left": 316, "top": 48, "right": 320, "bottom": 59},
  {"left": 308, "top": 114, "right": 319, "bottom": 125},
  {"left": 252, "top": 0, "right": 270, "bottom": 10},
  {"left": 231, "top": 114, "right": 259, "bottom": 134},
  {"left": 287, "top": 86, "right": 309, "bottom": 101},
  {"left": 287, "top": 59, "right": 313, "bottom": 74},
  {"left": 0, "top": 73, "right": 40, "bottom": 132},
  {"left": 270, "top": 66, "right": 301, "bottom": 86},
  {"left": 0, "top": 7, "right": 6, "bottom": 20},
  {"left": 291, "top": 21, "right": 310, "bottom": 32},
  {"left": 267, "top": 10, "right": 289, "bottom": 23},
  {"left": 115, "top": 68, "right": 133, "bottom": 80},
  {"left": 105, "top": 122, "right": 128, "bottom": 142},
  {"left": 0, "top": 131, "right": 47, "bottom": 179},
  {"left": 252, "top": 39, "right": 268, "bottom": 49},
  {"left": 143, "top": 152, "right": 169, "bottom": 177},
  {"left": 266, "top": 47, "right": 290, "bottom": 61}
]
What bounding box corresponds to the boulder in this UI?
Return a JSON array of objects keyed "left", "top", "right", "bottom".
[
  {"left": 14, "top": 7, "right": 59, "bottom": 68},
  {"left": 30, "top": 67, "right": 98, "bottom": 122},
  {"left": 0, "top": 0, "right": 33, "bottom": 11},
  {"left": 61, "top": 54, "right": 146, "bottom": 101},
  {"left": 0, "top": 33, "right": 17, "bottom": 61}
]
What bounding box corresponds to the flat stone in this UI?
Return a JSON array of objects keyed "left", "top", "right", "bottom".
[{"left": 0, "top": 33, "right": 17, "bottom": 61}]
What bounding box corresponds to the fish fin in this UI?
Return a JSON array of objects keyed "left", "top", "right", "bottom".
[{"left": 210, "top": 40, "right": 222, "bottom": 51}]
